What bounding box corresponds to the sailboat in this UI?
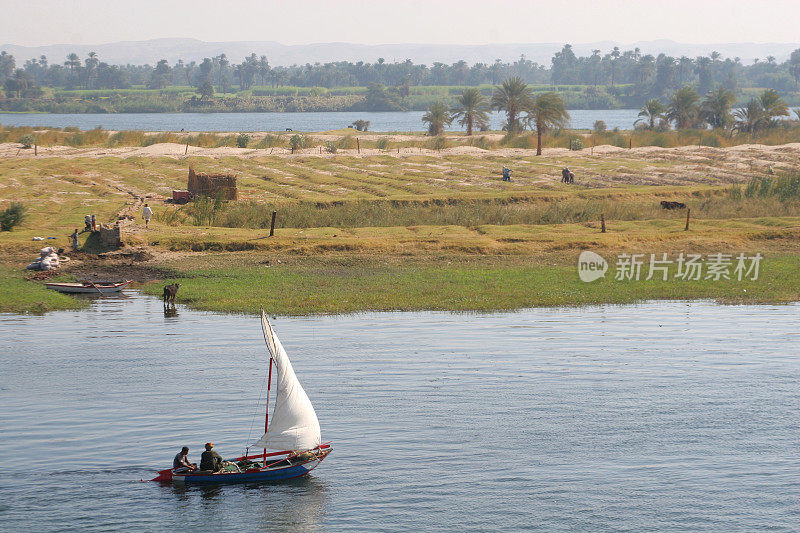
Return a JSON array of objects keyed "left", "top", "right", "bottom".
[{"left": 152, "top": 309, "right": 331, "bottom": 483}]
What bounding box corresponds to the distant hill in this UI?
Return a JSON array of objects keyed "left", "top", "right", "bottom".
[{"left": 2, "top": 38, "right": 798, "bottom": 66}]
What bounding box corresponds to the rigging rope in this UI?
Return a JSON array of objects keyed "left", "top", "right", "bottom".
[{"left": 244, "top": 355, "right": 270, "bottom": 456}]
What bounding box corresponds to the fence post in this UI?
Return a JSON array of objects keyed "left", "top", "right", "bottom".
[
  {"left": 601, "top": 213, "right": 606, "bottom": 233},
  {"left": 269, "top": 210, "right": 277, "bottom": 237},
  {"left": 185, "top": 142, "right": 189, "bottom": 155},
  {"left": 356, "top": 137, "right": 360, "bottom": 154},
  {"left": 34, "top": 144, "right": 38, "bottom": 156},
  {"left": 684, "top": 208, "right": 690, "bottom": 231}
]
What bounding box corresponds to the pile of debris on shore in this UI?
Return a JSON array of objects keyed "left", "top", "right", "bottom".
[{"left": 26, "top": 246, "right": 69, "bottom": 271}]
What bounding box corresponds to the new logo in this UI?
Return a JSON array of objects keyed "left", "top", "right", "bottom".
[{"left": 578, "top": 251, "right": 608, "bottom": 282}]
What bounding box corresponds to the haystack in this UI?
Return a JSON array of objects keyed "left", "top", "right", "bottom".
[{"left": 187, "top": 165, "right": 238, "bottom": 200}]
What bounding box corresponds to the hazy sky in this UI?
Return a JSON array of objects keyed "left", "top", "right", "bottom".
[{"left": 2, "top": 0, "right": 799, "bottom": 46}]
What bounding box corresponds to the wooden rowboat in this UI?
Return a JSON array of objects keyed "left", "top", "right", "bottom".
[{"left": 45, "top": 281, "right": 132, "bottom": 294}]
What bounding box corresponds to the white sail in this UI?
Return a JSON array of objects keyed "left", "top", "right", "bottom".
[{"left": 252, "top": 313, "right": 321, "bottom": 451}]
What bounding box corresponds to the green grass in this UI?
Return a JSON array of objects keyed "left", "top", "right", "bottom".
[
  {"left": 139, "top": 254, "right": 800, "bottom": 315},
  {"left": 0, "top": 266, "right": 88, "bottom": 314},
  {"left": 2, "top": 148, "right": 799, "bottom": 315}
]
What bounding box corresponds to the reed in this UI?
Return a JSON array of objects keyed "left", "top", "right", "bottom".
[{"left": 174, "top": 189, "right": 800, "bottom": 231}]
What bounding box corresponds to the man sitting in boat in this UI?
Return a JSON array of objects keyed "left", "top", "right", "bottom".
[
  {"left": 200, "top": 442, "right": 223, "bottom": 472},
  {"left": 173, "top": 446, "right": 197, "bottom": 473}
]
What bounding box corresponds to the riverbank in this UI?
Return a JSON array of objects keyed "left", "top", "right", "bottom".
[
  {"left": 1, "top": 143, "right": 798, "bottom": 314},
  {"left": 134, "top": 252, "right": 800, "bottom": 315}
]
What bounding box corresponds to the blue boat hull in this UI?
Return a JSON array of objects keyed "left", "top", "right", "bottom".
[{"left": 168, "top": 449, "right": 330, "bottom": 485}]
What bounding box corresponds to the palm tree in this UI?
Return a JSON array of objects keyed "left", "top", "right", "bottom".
[
  {"left": 666, "top": 86, "right": 701, "bottom": 129},
  {"left": 491, "top": 77, "right": 533, "bottom": 133},
  {"left": 451, "top": 88, "right": 489, "bottom": 135},
  {"left": 635, "top": 98, "right": 666, "bottom": 129},
  {"left": 422, "top": 102, "right": 452, "bottom": 136},
  {"left": 733, "top": 99, "right": 766, "bottom": 134},
  {"left": 759, "top": 89, "right": 789, "bottom": 126},
  {"left": 610, "top": 46, "right": 621, "bottom": 86},
  {"left": 700, "top": 87, "right": 736, "bottom": 129},
  {"left": 525, "top": 92, "right": 570, "bottom": 156}
]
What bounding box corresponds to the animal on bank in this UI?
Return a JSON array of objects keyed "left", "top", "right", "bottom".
[
  {"left": 660, "top": 201, "right": 687, "bottom": 210},
  {"left": 163, "top": 283, "right": 181, "bottom": 305}
]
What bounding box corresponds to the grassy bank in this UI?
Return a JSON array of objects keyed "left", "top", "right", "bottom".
[
  {"left": 0, "top": 266, "right": 87, "bottom": 314},
  {"left": 139, "top": 254, "right": 800, "bottom": 315},
  {"left": 1, "top": 146, "right": 798, "bottom": 315}
]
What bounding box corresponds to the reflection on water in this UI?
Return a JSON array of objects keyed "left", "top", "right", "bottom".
[
  {"left": 0, "top": 293, "right": 798, "bottom": 531},
  {"left": 158, "top": 476, "right": 328, "bottom": 531}
]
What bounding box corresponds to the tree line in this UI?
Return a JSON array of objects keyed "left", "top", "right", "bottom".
[
  {"left": 420, "top": 77, "right": 796, "bottom": 142},
  {"left": 2, "top": 44, "right": 800, "bottom": 104},
  {"left": 635, "top": 86, "right": 795, "bottom": 134}
]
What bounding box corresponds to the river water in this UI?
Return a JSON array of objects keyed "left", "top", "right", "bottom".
[
  {"left": 1, "top": 294, "right": 798, "bottom": 531},
  {"left": 0, "top": 109, "right": 640, "bottom": 133}
]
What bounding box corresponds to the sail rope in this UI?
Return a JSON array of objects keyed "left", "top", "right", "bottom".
[{"left": 243, "top": 353, "right": 270, "bottom": 456}]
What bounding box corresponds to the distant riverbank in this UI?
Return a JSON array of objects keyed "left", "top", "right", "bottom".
[{"left": 0, "top": 109, "right": 642, "bottom": 132}]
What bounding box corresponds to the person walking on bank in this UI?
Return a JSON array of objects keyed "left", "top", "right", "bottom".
[{"left": 142, "top": 204, "right": 153, "bottom": 228}]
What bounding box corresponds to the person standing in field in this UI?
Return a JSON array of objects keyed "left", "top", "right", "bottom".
[
  {"left": 142, "top": 204, "right": 153, "bottom": 227},
  {"left": 69, "top": 229, "right": 79, "bottom": 251}
]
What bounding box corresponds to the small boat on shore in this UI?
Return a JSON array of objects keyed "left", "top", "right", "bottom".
[
  {"left": 45, "top": 281, "right": 132, "bottom": 294},
  {"left": 151, "top": 309, "right": 331, "bottom": 484}
]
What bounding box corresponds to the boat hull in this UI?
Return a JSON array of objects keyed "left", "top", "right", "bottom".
[
  {"left": 45, "top": 281, "right": 132, "bottom": 294},
  {"left": 174, "top": 457, "right": 323, "bottom": 484},
  {"left": 154, "top": 445, "right": 331, "bottom": 485}
]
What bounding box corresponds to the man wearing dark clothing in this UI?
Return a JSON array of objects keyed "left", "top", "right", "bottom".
[
  {"left": 200, "top": 442, "right": 223, "bottom": 472},
  {"left": 173, "top": 446, "right": 197, "bottom": 472}
]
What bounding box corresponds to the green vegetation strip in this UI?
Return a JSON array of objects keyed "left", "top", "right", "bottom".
[
  {"left": 0, "top": 267, "right": 87, "bottom": 314},
  {"left": 140, "top": 256, "right": 800, "bottom": 316}
]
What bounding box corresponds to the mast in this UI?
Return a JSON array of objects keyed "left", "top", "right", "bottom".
[
  {"left": 264, "top": 358, "right": 272, "bottom": 460},
  {"left": 260, "top": 307, "right": 274, "bottom": 461}
]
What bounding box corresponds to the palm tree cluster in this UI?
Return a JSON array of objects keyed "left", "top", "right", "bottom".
[
  {"left": 635, "top": 85, "right": 790, "bottom": 135},
  {"left": 422, "top": 87, "right": 488, "bottom": 137},
  {"left": 733, "top": 89, "right": 790, "bottom": 134},
  {"left": 423, "top": 78, "right": 570, "bottom": 155}
]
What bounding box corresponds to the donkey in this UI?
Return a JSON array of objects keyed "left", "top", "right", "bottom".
[{"left": 162, "top": 283, "right": 181, "bottom": 305}]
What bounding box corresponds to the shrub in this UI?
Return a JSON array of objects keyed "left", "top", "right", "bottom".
[
  {"left": 184, "top": 196, "right": 225, "bottom": 226},
  {"left": 289, "top": 134, "right": 310, "bottom": 153},
  {"left": 255, "top": 134, "right": 282, "bottom": 149},
  {"left": 429, "top": 136, "right": 447, "bottom": 151},
  {"left": 18, "top": 134, "right": 35, "bottom": 148},
  {"left": 593, "top": 120, "right": 607, "bottom": 133},
  {"left": 699, "top": 134, "right": 720, "bottom": 147},
  {"left": 236, "top": 133, "right": 251, "bottom": 148},
  {"left": 156, "top": 207, "right": 184, "bottom": 226},
  {"left": 337, "top": 135, "right": 357, "bottom": 149},
  {"left": 744, "top": 173, "right": 800, "bottom": 200},
  {"left": 376, "top": 137, "right": 389, "bottom": 150},
  {"left": 325, "top": 141, "right": 338, "bottom": 153},
  {"left": 468, "top": 135, "right": 492, "bottom": 150},
  {"left": 569, "top": 137, "right": 585, "bottom": 151},
  {"left": 0, "top": 202, "right": 28, "bottom": 231}
]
